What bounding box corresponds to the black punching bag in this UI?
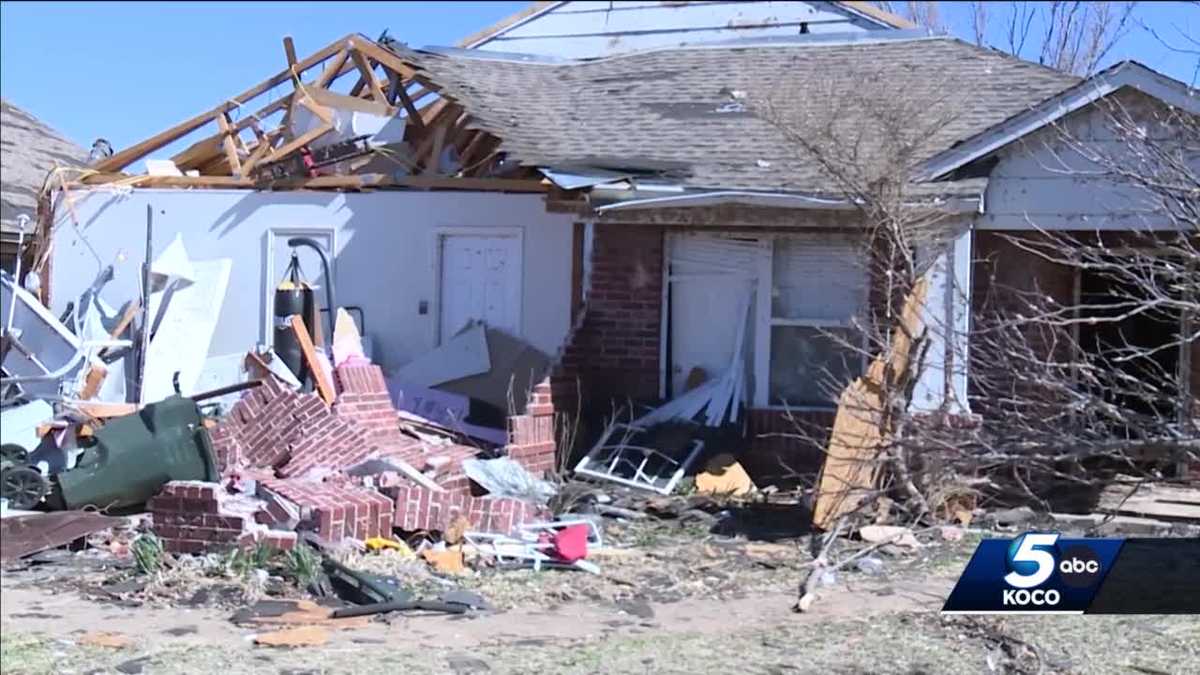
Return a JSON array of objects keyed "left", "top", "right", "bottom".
[{"left": 273, "top": 253, "right": 315, "bottom": 384}]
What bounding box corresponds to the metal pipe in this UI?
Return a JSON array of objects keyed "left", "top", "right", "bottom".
[
  {"left": 190, "top": 379, "right": 262, "bottom": 403},
  {"left": 134, "top": 205, "right": 154, "bottom": 403},
  {"left": 4, "top": 215, "right": 29, "bottom": 336},
  {"left": 287, "top": 237, "right": 336, "bottom": 349}
]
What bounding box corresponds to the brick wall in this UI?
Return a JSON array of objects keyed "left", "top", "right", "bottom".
[
  {"left": 214, "top": 378, "right": 389, "bottom": 479},
  {"left": 260, "top": 479, "right": 393, "bottom": 543},
  {"left": 383, "top": 484, "right": 549, "bottom": 534},
  {"left": 742, "top": 409, "right": 836, "bottom": 487},
  {"left": 149, "top": 481, "right": 296, "bottom": 554},
  {"left": 558, "top": 223, "right": 664, "bottom": 409}
]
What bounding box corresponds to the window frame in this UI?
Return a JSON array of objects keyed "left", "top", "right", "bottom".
[{"left": 753, "top": 232, "right": 870, "bottom": 411}]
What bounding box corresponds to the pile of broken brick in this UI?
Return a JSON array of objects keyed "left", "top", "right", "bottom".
[{"left": 149, "top": 361, "right": 557, "bottom": 555}]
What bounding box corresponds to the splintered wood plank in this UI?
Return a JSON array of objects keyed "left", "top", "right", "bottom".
[
  {"left": 291, "top": 315, "right": 335, "bottom": 405},
  {"left": 216, "top": 113, "right": 242, "bottom": 176},
  {"left": 459, "top": 131, "right": 486, "bottom": 169},
  {"left": 347, "top": 38, "right": 418, "bottom": 82},
  {"left": 1099, "top": 479, "right": 1200, "bottom": 522},
  {"left": 423, "top": 125, "right": 447, "bottom": 175},
  {"left": 811, "top": 278, "right": 929, "bottom": 530},
  {"left": 95, "top": 36, "right": 351, "bottom": 173},
  {"left": 240, "top": 133, "right": 279, "bottom": 175},
  {"left": 170, "top": 94, "right": 292, "bottom": 170}
]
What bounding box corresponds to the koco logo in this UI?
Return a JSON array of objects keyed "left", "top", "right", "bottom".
[{"left": 1001, "top": 533, "right": 1103, "bottom": 606}]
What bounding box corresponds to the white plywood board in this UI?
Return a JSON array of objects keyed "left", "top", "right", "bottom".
[
  {"left": 393, "top": 321, "right": 491, "bottom": 388},
  {"left": 141, "top": 257, "right": 232, "bottom": 403}
]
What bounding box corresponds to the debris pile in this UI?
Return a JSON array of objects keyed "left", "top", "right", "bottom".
[{"left": 146, "top": 356, "right": 558, "bottom": 555}]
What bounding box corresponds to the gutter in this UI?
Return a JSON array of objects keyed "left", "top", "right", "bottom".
[{"left": 590, "top": 188, "right": 984, "bottom": 215}]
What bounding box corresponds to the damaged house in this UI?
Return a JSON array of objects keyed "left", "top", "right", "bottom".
[{"left": 8, "top": 3, "right": 1196, "bottom": 549}]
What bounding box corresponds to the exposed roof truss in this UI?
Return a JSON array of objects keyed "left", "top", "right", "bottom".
[{"left": 82, "top": 34, "right": 534, "bottom": 191}]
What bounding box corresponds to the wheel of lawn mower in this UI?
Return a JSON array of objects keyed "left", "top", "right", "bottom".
[{"left": 1, "top": 466, "right": 49, "bottom": 510}]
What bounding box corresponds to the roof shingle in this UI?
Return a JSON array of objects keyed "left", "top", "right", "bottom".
[{"left": 406, "top": 35, "right": 1078, "bottom": 193}]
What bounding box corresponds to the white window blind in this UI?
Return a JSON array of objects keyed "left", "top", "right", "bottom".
[
  {"left": 771, "top": 235, "right": 866, "bottom": 324},
  {"left": 768, "top": 234, "right": 867, "bottom": 406}
]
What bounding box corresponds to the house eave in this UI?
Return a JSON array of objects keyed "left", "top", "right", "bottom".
[{"left": 918, "top": 61, "right": 1200, "bottom": 181}]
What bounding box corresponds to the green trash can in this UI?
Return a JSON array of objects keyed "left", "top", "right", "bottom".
[{"left": 55, "top": 395, "right": 219, "bottom": 511}]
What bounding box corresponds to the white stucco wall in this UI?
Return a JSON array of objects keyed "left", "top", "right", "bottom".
[{"left": 47, "top": 188, "right": 575, "bottom": 373}]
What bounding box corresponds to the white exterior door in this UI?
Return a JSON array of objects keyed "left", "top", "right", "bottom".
[{"left": 438, "top": 233, "right": 522, "bottom": 342}]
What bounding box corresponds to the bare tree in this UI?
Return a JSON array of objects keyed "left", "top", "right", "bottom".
[
  {"left": 745, "top": 60, "right": 1195, "bottom": 610},
  {"left": 1003, "top": 2, "right": 1138, "bottom": 75},
  {"left": 874, "top": 1, "right": 1139, "bottom": 76}
]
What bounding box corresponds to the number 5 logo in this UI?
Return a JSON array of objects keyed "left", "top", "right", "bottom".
[{"left": 1004, "top": 533, "right": 1059, "bottom": 589}]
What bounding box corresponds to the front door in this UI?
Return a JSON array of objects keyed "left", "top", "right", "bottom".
[{"left": 438, "top": 233, "right": 522, "bottom": 342}]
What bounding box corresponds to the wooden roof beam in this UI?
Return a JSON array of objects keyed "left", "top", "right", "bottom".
[
  {"left": 94, "top": 35, "right": 353, "bottom": 173},
  {"left": 350, "top": 49, "right": 387, "bottom": 102}
]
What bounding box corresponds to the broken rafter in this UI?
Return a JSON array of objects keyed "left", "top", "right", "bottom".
[
  {"left": 315, "top": 48, "right": 352, "bottom": 88},
  {"left": 216, "top": 112, "right": 243, "bottom": 176},
  {"left": 240, "top": 130, "right": 281, "bottom": 175},
  {"left": 350, "top": 49, "right": 387, "bottom": 102},
  {"left": 384, "top": 68, "right": 425, "bottom": 131},
  {"left": 95, "top": 35, "right": 353, "bottom": 173}
]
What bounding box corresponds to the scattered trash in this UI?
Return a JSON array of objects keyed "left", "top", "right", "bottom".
[
  {"left": 694, "top": 453, "right": 755, "bottom": 496},
  {"left": 253, "top": 625, "right": 330, "bottom": 648},
  {"left": 858, "top": 525, "right": 921, "bottom": 549},
  {"left": 79, "top": 631, "right": 134, "bottom": 648},
  {"left": 422, "top": 548, "right": 466, "bottom": 575},
  {"left": 230, "top": 599, "right": 368, "bottom": 630},
  {"left": 364, "top": 537, "right": 413, "bottom": 556},
  {"left": 0, "top": 511, "right": 125, "bottom": 562},
  {"left": 939, "top": 525, "right": 965, "bottom": 542},
  {"left": 855, "top": 556, "right": 885, "bottom": 576}
]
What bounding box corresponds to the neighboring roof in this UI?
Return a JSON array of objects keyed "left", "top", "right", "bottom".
[
  {"left": 405, "top": 33, "right": 1078, "bottom": 194},
  {"left": 1, "top": 99, "right": 88, "bottom": 235},
  {"left": 919, "top": 60, "right": 1200, "bottom": 180},
  {"left": 459, "top": 1, "right": 913, "bottom": 51}
]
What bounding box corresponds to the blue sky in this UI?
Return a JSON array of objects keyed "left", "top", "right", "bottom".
[{"left": 1, "top": 1, "right": 1196, "bottom": 153}]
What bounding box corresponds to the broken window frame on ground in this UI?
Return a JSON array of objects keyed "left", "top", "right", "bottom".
[{"left": 573, "top": 421, "right": 706, "bottom": 494}]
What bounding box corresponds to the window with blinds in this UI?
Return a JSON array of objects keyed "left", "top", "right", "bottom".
[{"left": 768, "top": 234, "right": 867, "bottom": 406}]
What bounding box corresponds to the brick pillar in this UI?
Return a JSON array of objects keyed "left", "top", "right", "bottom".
[
  {"left": 506, "top": 378, "right": 558, "bottom": 477},
  {"left": 556, "top": 223, "right": 664, "bottom": 413}
]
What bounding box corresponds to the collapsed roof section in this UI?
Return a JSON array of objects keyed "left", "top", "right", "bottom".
[
  {"left": 71, "top": 30, "right": 1090, "bottom": 209},
  {"left": 76, "top": 34, "right": 544, "bottom": 193}
]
